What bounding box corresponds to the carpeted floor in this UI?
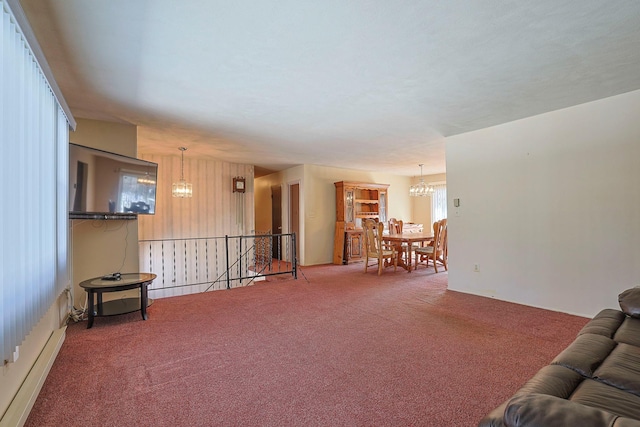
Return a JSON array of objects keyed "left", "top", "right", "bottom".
[{"left": 25, "top": 263, "right": 588, "bottom": 426}]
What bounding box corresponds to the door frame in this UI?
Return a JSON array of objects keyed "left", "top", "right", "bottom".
[
  {"left": 271, "top": 184, "right": 282, "bottom": 259},
  {"left": 285, "top": 179, "right": 303, "bottom": 265}
]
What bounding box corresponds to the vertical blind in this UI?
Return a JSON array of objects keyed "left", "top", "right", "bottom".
[
  {"left": 431, "top": 184, "right": 447, "bottom": 222},
  {"left": 1, "top": 0, "right": 70, "bottom": 364}
]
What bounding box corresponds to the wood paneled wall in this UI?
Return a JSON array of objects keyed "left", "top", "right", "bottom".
[{"left": 138, "top": 154, "right": 255, "bottom": 241}]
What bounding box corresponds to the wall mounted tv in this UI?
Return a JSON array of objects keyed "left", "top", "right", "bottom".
[{"left": 69, "top": 143, "right": 158, "bottom": 220}]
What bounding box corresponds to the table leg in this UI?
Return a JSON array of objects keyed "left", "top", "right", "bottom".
[
  {"left": 407, "top": 246, "right": 413, "bottom": 272},
  {"left": 393, "top": 243, "right": 410, "bottom": 271},
  {"left": 140, "top": 282, "right": 148, "bottom": 320},
  {"left": 97, "top": 292, "right": 103, "bottom": 316},
  {"left": 87, "top": 290, "right": 94, "bottom": 329}
]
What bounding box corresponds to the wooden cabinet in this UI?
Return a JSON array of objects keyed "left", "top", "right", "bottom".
[
  {"left": 333, "top": 181, "right": 389, "bottom": 265},
  {"left": 345, "top": 229, "right": 363, "bottom": 263}
]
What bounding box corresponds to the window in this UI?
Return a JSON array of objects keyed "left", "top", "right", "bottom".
[
  {"left": 431, "top": 183, "right": 447, "bottom": 222},
  {"left": 1, "top": 0, "right": 73, "bottom": 363}
]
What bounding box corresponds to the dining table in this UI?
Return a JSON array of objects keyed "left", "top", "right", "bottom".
[{"left": 383, "top": 231, "right": 434, "bottom": 272}]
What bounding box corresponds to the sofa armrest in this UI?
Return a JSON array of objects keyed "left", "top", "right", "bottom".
[
  {"left": 503, "top": 394, "right": 640, "bottom": 427},
  {"left": 478, "top": 364, "right": 585, "bottom": 427}
]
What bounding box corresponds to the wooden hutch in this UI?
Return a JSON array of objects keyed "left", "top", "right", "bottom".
[{"left": 333, "top": 181, "right": 389, "bottom": 265}]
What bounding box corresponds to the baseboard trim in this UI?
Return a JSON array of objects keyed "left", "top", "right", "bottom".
[{"left": 0, "top": 326, "right": 66, "bottom": 427}]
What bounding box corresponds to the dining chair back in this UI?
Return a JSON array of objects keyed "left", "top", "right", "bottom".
[
  {"left": 388, "top": 218, "right": 403, "bottom": 234},
  {"left": 363, "top": 219, "right": 398, "bottom": 275}
]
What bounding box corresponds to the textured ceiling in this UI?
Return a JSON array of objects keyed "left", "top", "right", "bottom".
[{"left": 20, "top": 0, "right": 640, "bottom": 176}]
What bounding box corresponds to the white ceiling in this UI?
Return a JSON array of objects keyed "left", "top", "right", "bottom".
[{"left": 20, "top": 0, "right": 640, "bottom": 176}]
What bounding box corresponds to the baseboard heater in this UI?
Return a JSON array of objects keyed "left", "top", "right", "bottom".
[{"left": 0, "top": 326, "right": 66, "bottom": 427}]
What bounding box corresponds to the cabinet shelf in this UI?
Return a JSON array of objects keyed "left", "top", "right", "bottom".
[{"left": 334, "top": 181, "right": 389, "bottom": 265}]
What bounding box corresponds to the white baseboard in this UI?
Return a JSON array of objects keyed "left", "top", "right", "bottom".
[{"left": 0, "top": 326, "right": 66, "bottom": 427}]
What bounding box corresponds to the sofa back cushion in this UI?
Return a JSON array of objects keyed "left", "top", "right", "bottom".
[
  {"left": 551, "top": 333, "right": 616, "bottom": 377},
  {"left": 614, "top": 317, "right": 640, "bottom": 347},
  {"left": 578, "top": 309, "right": 625, "bottom": 338},
  {"left": 593, "top": 343, "right": 640, "bottom": 397}
]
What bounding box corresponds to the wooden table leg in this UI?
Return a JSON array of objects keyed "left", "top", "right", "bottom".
[
  {"left": 140, "top": 283, "right": 148, "bottom": 320},
  {"left": 393, "top": 243, "right": 410, "bottom": 271},
  {"left": 86, "top": 290, "right": 95, "bottom": 329}
]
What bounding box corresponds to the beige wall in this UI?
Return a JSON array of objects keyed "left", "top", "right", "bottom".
[
  {"left": 254, "top": 166, "right": 304, "bottom": 260},
  {"left": 0, "top": 294, "right": 67, "bottom": 419},
  {"left": 69, "top": 118, "right": 139, "bottom": 301},
  {"left": 71, "top": 119, "right": 257, "bottom": 301},
  {"left": 137, "top": 154, "right": 254, "bottom": 240},
  {"left": 447, "top": 88, "right": 640, "bottom": 317},
  {"left": 254, "top": 173, "right": 279, "bottom": 233},
  {"left": 411, "top": 172, "right": 447, "bottom": 232},
  {"left": 256, "top": 164, "right": 413, "bottom": 266},
  {"left": 304, "top": 165, "right": 413, "bottom": 265},
  {"left": 70, "top": 118, "right": 137, "bottom": 157}
]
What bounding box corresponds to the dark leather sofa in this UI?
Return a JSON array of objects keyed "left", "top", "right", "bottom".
[{"left": 479, "top": 288, "right": 640, "bottom": 427}]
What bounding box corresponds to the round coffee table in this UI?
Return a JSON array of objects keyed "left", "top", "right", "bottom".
[{"left": 79, "top": 273, "right": 156, "bottom": 328}]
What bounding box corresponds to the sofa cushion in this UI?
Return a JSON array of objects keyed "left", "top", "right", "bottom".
[
  {"left": 571, "top": 378, "right": 640, "bottom": 420},
  {"left": 620, "top": 287, "right": 640, "bottom": 318},
  {"left": 615, "top": 418, "right": 640, "bottom": 427},
  {"left": 503, "top": 393, "right": 619, "bottom": 427},
  {"left": 614, "top": 317, "right": 640, "bottom": 347},
  {"left": 551, "top": 333, "right": 616, "bottom": 377},
  {"left": 578, "top": 309, "right": 626, "bottom": 338},
  {"left": 514, "top": 364, "right": 584, "bottom": 398},
  {"left": 594, "top": 343, "right": 640, "bottom": 397}
]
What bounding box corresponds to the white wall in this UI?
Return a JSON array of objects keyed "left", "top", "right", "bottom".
[{"left": 446, "top": 89, "right": 640, "bottom": 318}]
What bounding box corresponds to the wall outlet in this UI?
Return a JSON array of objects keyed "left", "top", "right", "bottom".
[{"left": 473, "top": 263, "right": 480, "bottom": 272}]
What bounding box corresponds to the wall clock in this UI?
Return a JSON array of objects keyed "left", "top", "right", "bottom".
[{"left": 233, "top": 177, "right": 246, "bottom": 193}]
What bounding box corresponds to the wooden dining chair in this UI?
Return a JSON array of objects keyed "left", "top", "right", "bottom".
[
  {"left": 363, "top": 219, "right": 397, "bottom": 275},
  {"left": 414, "top": 219, "right": 447, "bottom": 273},
  {"left": 387, "top": 217, "right": 408, "bottom": 260},
  {"left": 388, "top": 218, "right": 403, "bottom": 234}
]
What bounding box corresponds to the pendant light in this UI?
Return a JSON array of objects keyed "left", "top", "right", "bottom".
[
  {"left": 409, "top": 164, "right": 434, "bottom": 197},
  {"left": 172, "top": 147, "right": 193, "bottom": 198}
]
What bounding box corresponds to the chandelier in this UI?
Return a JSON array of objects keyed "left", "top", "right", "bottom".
[
  {"left": 172, "top": 147, "right": 193, "bottom": 198},
  {"left": 409, "top": 164, "right": 434, "bottom": 197}
]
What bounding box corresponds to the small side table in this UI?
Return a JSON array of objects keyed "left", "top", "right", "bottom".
[{"left": 79, "top": 273, "right": 156, "bottom": 328}]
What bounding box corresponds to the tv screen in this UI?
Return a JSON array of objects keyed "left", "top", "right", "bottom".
[{"left": 69, "top": 143, "right": 158, "bottom": 219}]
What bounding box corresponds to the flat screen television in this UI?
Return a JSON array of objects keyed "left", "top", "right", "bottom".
[{"left": 69, "top": 143, "right": 158, "bottom": 219}]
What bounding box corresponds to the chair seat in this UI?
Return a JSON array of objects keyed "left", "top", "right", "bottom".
[
  {"left": 370, "top": 249, "right": 395, "bottom": 257},
  {"left": 414, "top": 246, "right": 434, "bottom": 255}
]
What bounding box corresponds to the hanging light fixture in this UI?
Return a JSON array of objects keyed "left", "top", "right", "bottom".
[
  {"left": 409, "top": 164, "right": 434, "bottom": 197},
  {"left": 172, "top": 147, "right": 193, "bottom": 198}
]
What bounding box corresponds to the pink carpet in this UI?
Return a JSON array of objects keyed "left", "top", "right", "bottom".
[{"left": 25, "top": 263, "right": 588, "bottom": 426}]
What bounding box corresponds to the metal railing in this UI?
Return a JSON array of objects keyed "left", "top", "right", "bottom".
[{"left": 138, "top": 232, "right": 297, "bottom": 298}]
